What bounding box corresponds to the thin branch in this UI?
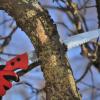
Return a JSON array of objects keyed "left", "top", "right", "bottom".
[
  {"left": 17, "top": 60, "right": 41, "bottom": 76},
  {"left": 0, "top": 18, "right": 12, "bottom": 25},
  {"left": 79, "top": 0, "right": 91, "bottom": 10},
  {"left": 80, "top": 81, "right": 100, "bottom": 91},
  {"left": 80, "top": 5, "right": 96, "bottom": 10},
  {"left": 0, "top": 26, "right": 18, "bottom": 53},
  {"left": 90, "top": 69, "right": 95, "bottom": 100},
  {"left": 76, "top": 62, "right": 92, "bottom": 83},
  {"left": 0, "top": 52, "right": 17, "bottom": 56},
  {"left": 55, "top": 21, "right": 77, "bottom": 34}
]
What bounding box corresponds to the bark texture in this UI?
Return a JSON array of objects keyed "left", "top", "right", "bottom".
[{"left": 0, "top": 0, "right": 81, "bottom": 100}]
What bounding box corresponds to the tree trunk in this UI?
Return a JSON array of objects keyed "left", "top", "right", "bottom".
[{"left": 0, "top": 0, "right": 81, "bottom": 100}]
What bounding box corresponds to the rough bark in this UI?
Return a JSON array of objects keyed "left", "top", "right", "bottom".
[{"left": 0, "top": 0, "right": 81, "bottom": 100}]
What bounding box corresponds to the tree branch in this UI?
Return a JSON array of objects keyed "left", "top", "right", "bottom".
[{"left": 0, "top": 0, "right": 81, "bottom": 99}]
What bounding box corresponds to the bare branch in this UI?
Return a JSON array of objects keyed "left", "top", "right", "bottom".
[{"left": 0, "top": 26, "right": 18, "bottom": 53}]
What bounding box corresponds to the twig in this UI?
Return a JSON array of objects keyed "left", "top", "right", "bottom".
[
  {"left": 17, "top": 60, "right": 41, "bottom": 76},
  {"left": 0, "top": 19, "right": 12, "bottom": 25},
  {"left": 79, "top": 0, "right": 91, "bottom": 10},
  {"left": 55, "top": 21, "right": 77, "bottom": 34},
  {"left": 80, "top": 81, "right": 100, "bottom": 91},
  {"left": 90, "top": 69, "right": 95, "bottom": 100},
  {"left": 76, "top": 61, "right": 92, "bottom": 83},
  {"left": 0, "top": 26, "right": 18, "bottom": 53},
  {"left": 0, "top": 52, "right": 17, "bottom": 56}
]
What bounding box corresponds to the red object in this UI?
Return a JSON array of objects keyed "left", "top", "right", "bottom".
[
  {"left": 0, "top": 53, "right": 29, "bottom": 96},
  {"left": 0, "top": 70, "right": 18, "bottom": 96},
  {"left": 5, "top": 53, "right": 28, "bottom": 71}
]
